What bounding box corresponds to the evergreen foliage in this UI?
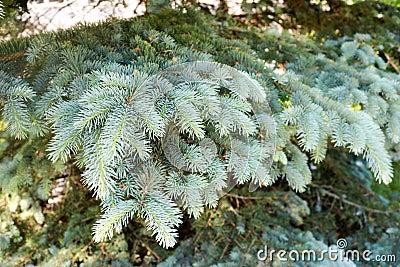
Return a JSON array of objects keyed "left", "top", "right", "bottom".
[
  {"left": 0, "top": 4, "right": 399, "bottom": 265},
  {"left": 0, "top": 1, "right": 4, "bottom": 19}
]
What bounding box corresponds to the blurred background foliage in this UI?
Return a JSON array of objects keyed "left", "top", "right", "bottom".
[{"left": 0, "top": 0, "right": 399, "bottom": 266}]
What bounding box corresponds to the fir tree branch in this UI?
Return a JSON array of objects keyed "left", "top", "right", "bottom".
[{"left": 310, "top": 184, "right": 398, "bottom": 215}]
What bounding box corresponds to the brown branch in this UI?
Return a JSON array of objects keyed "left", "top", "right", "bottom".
[
  {"left": 219, "top": 238, "right": 232, "bottom": 261},
  {"left": 310, "top": 184, "right": 398, "bottom": 215},
  {"left": 383, "top": 52, "right": 400, "bottom": 73},
  {"left": 142, "top": 241, "right": 161, "bottom": 262},
  {"left": 273, "top": 81, "right": 294, "bottom": 94},
  {"left": 194, "top": 215, "right": 212, "bottom": 244},
  {"left": 239, "top": 236, "right": 255, "bottom": 267},
  {"left": 100, "top": 243, "right": 115, "bottom": 260},
  {"left": 225, "top": 193, "right": 266, "bottom": 200}
]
